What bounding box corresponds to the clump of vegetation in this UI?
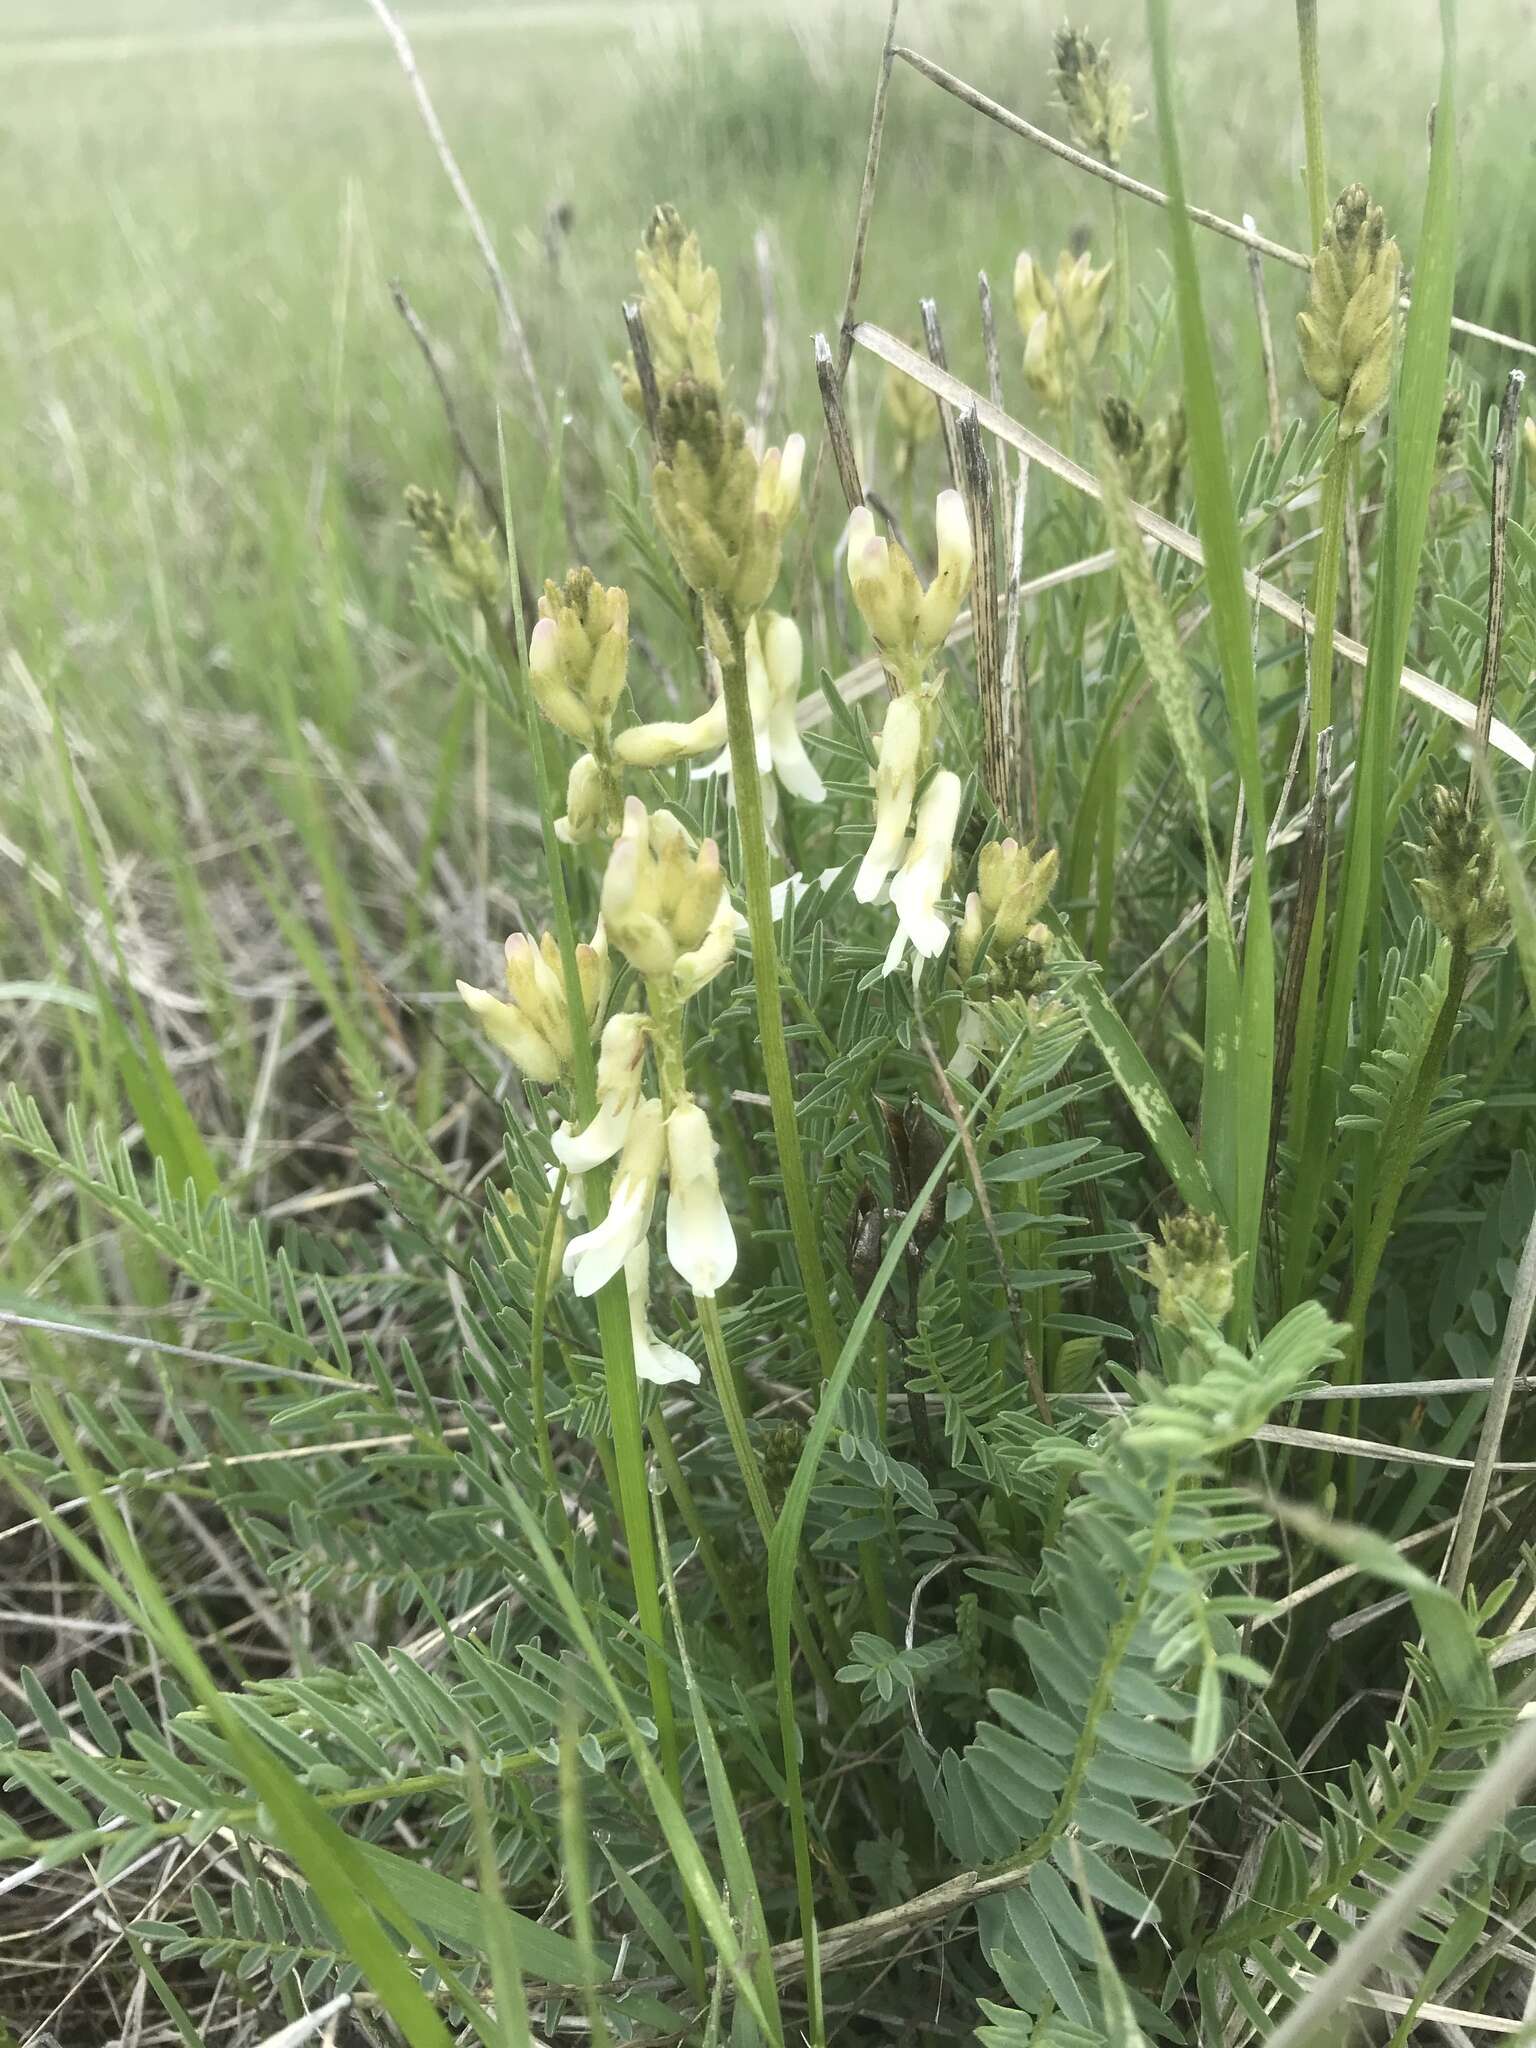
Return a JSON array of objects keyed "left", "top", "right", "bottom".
[{"left": 7, "top": 3, "right": 1536, "bottom": 2045}]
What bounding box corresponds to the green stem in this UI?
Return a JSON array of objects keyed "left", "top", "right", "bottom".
[
  {"left": 720, "top": 610, "right": 842, "bottom": 1378},
  {"left": 1295, "top": 0, "right": 1328, "bottom": 253},
  {"left": 1110, "top": 183, "right": 1131, "bottom": 361},
  {"left": 647, "top": 1414, "right": 758, "bottom": 1648},
  {"left": 1305, "top": 428, "right": 1353, "bottom": 782},
  {"left": 527, "top": 1172, "right": 570, "bottom": 1557}
]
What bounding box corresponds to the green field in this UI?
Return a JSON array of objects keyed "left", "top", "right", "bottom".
[{"left": 8, "top": 1, "right": 1536, "bottom": 2041}]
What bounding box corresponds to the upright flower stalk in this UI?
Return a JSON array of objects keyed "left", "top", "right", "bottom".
[
  {"left": 646, "top": 375, "right": 843, "bottom": 1377},
  {"left": 1053, "top": 26, "right": 1137, "bottom": 357}
]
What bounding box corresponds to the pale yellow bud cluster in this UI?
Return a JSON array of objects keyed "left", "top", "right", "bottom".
[
  {"left": 1145, "top": 1210, "right": 1237, "bottom": 1335},
  {"left": 1296, "top": 184, "right": 1400, "bottom": 437},
  {"left": 651, "top": 382, "right": 803, "bottom": 646},
  {"left": 1411, "top": 785, "right": 1508, "bottom": 953},
  {"left": 404, "top": 486, "right": 502, "bottom": 609},
  {"left": 457, "top": 923, "right": 609, "bottom": 1086},
  {"left": 527, "top": 569, "right": 632, "bottom": 844},
  {"left": 956, "top": 839, "right": 1060, "bottom": 980},
  {"left": 618, "top": 204, "right": 724, "bottom": 416},
  {"left": 845, "top": 490, "right": 973, "bottom": 689},
  {"left": 1013, "top": 249, "right": 1113, "bottom": 412},
  {"left": 883, "top": 360, "right": 938, "bottom": 478},
  {"left": 1053, "top": 26, "right": 1135, "bottom": 167},
  {"left": 600, "top": 797, "right": 739, "bottom": 997}
]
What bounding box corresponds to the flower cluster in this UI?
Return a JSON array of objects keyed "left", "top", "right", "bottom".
[
  {"left": 1053, "top": 26, "right": 1136, "bottom": 167},
  {"left": 1145, "top": 1209, "right": 1237, "bottom": 1335},
  {"left": 456, "top": 922, "right": 609, "bottom": 1085},
  {"left": 1296, "top": 183, "right": 1400, "bottom": 437},
  {"left": 952, "top": 837, "right": 1061, "bottom": 1075},
  {"left": 844, "top": 492, "right": 974, "bottom": 974},
  {"left": 1013, "top": 249, "right": 1113, "bottom": 413},
  {"left": 549, "top": 796, "right": 743, "bottom": 1383},
  {"left": 527, "top": 571, "right": 632, "bottom": 845},
  {"left": 617, "top": 203, "right": 724, "bottom": 416},
  {"left": 1411, "top": 785, "right": 1508, "bottom": 954}
]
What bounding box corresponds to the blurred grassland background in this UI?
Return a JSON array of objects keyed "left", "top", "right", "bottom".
[{"left": 2, "top": 0, "right": 1534, "bottom": 1176}]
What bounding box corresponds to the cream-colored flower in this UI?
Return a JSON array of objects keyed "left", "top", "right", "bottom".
[
  {"left": 562, "top": 1095, "right": 665, "bottom": 1297},
  {"left": 855, "top": 694, "right": 924, "bottom": 904},
  {"left": 555, "top": 752, "right": 608, "bottom": 845},
  {"left": 600, "top": 798, "right": 725, "bottom": 978},
  {"left": 664, "top": 1098, "right": 737, "bottom": 1297},
  {"left": 845, "top": 493, "right": 973, "bottom": 677},
  {"left": 672, "top": 895, "right": 741, "bottom": 1001},
  {"left": 624, "top": 1245, "right": 701, "bottom": 1387},
  {"left": 755, "top": 432, "right": 805, "bottom": 534},
  {"left": 551, "top": 1011, "right": 648, "bottom": 1175},
  {"left": 885, "top": 770, "right": 963, "bottom": 974},
  {"left": 457, "top": 924, "right": 608, "bottom": 1082}
]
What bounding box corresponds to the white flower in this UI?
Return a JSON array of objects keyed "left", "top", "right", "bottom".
[
  {"left": 689, "top": 614, "right": 824, "bottom": 822},
  {"left": 672, "top": 894, "right": 742, "bottom": 1001},
  {"left": 551, "top": 1011, "right": 648, "bottom": 1174},
  {"left": 855, "top": 693, "right": 923, "bottom": 903},
  {"left": 562, "top": 1096, "right": 665, "bottom": 1297},
  {"left": 664, "top": 1098, "right": 736, "bottom": 1298},
  {"left": 624, "top": 1246, "right": 700, "bottom": 1387},
  {"left": 885, "top": 769, "right": 963, "bottom": 975}
]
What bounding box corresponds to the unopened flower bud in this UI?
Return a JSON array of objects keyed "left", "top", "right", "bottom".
[
  {"left": 755, "top": 433, "right": 805, "bottom": 534},
  {"left": 1145, "top": 1210, "right": 1236, "bottom": 1334},
  {"left": 532, "top": 569, "right": 631, "bottom": 740},
  {"left": 614, "top": 698, "right": 728, "bottom": 767},
  {"left": 651, "top": 382, "right": 798, "bottom": 635},
  {"left": 1412, "top": 785, "right": 1508, "bottom": 952},
  {"left": 555, "top": 752, "right": 610, "bottom": 845},
  {"left": 977, "top": 837, "right": 1060, "bottom": 948},
  {"left": 846, "top": 494, "right": 973, "bottom": 677},
  {"left": 1296, "top": 184, "right": 1400, "bottom": 436},
  {"left": 1014, "top": 248, "right": 1113, "bottom": 411},
  {"left": 600, "top": 797, "right": 733, "bottom": 980}
]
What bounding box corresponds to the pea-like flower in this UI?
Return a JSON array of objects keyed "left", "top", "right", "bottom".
[
  {"left": 886, "top": 770, "right": 964, "bottom": 975},
  {"left": 664, "top": 1098, "right": 737, "bottom": 1298},
  {"left": 457, "top": 923, "right": 609, "bottom": 1083},
  {"left": 624, "top": 1245, "right": 701, "bottom": 1387},
  {"left": 855, "top": 694, "right": 924, "bottom": 904},
  {"left": 846, "top": 492, "right": 973, "bottom": 684},
  {"left": 552, "top": 1011, "right": 648, "bottom": 1174},
  {"left": 562, "top": 1095, "right": 666, "bottom": 1297},
  {"left": 555, "top": 752, "right": 609, "bottom": 846},
  {"left": 1013, "top": 249, "right": 1113, "bottom": 412}
]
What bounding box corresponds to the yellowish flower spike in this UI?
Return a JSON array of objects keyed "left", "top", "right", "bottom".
[
  {"left": 530, "top": 569, "right": 631, "bottom": 742},
  {"left": 457, "top": 923, "right": 609, "bottom": 1083},
  {"left": 884, "top": 358, "right": 938, "bottom": 476},
  {"left": 845, "top": 491, "right": 973, "bottom": 686},
  {"left": 664, "top": 1097, "right": 737, "bottom": 1297},
  {"left": 886, "top": 768, "right": 964, "bottom": 975},
  {"left": 403, "top": 486, "right": 502, "bottom": 608},
  {"left": 1145, "top": 1209, "right": 1237, "bottom": 1335},
  {"left": 1296, "top": 184, "right": 1400, "bottom": 436},
  {"left": 1013, "top": 249, "right": 1113, "bottom": 412},
  {"left": 618, "top": 203, "right": 724, "bottom": 416},
  {"left": 600, "top": 797, "right": 727, "bottom": 978},
  {"left": 650, "top": 382, "right": 801, "bottom": 647},
  {"left": 976, "top": 838, "right": 1060, "bottom": 952},
  {"left": 1053, "top": 26, "right": 1135, "bottom": 168}
]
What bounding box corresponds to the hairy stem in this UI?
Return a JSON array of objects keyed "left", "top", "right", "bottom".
[{"left": 1294, "top": 0, "right": 1329, "bottom": 254}]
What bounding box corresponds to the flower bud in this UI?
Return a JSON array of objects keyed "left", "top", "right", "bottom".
[
  {"left": 555, "top": 752, "right": 609, "bottom": 845},
  {"left": 916, "top": 491, "right": 974, "bottom": 653},
  {"left": 1014, "top": 249, "right": 1112, "bottom": 411},
  {"left": 651, "top": 382, "right": 797, "bottom": 633},
  {"left": 760, "top": 610, "right": 825, "bottom": 803},
  {"left": 1296, "top": 184, "right": 1400, "bottom": 435},
  {"left": 600, "top": 797, "right": 732, "bottom": 980},
  {"left": 1411, "top": 785, "right": 1508, "bottom": 952},
  {"left": 755, "top": 432, "right": 805, "bottom": 534},
  {"left": 977, "top": 837, "right": 1060, "bottom": 948},
  {"left": 1145, "top": 1210, "right": 1237, "bottom": 1334},
  {"left": 665, "top": 1098, "right": 737, "bottom": 1297},
  {"left": 614, "top": 698, "right": 727, "bottom": 767},
  {"left": 855, "top": 694, "right": 924, "bottom": 903},
  {"left": 886, "top": 769, "right": 964, "bottom": 973}
]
